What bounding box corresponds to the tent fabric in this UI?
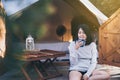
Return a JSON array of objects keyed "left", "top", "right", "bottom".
[
  {"left": 2, "top": 0, "right": 108, "bottom": 25},
  {"left": 80, "top": 0, "right": 108, "bottom": 25}
]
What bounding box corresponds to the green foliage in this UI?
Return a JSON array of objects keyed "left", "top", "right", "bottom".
[{"left": 8, "top": 0, "right": 55, "bottom": 42}]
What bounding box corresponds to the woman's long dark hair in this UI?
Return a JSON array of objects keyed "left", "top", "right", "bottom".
[{"left": 77, "top": 24, "right": 92, "bottom": 45}]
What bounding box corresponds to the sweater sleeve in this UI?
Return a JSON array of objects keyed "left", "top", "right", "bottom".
[
  {"left": 68, "top": 42, "right": 78, "bottom": 67},
  {"left": 85, "top": 42, "right": 98, "bottom": 77}
]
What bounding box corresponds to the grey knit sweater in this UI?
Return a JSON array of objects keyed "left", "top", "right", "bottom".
[{"left": 68, "top": 42, "right": 98, "bottom": 77}]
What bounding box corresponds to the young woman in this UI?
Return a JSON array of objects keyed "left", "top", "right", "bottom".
[{"left": 68, "top": 24, "right": 110, "bottom": 80}]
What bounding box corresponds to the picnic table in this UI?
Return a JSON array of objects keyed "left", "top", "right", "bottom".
[{"left": 20, "top": 49, "right": 66, "bottom": 80}]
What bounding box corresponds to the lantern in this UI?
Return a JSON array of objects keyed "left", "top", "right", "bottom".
[{"left": 26, "top": 35, "right": 35, "bottom": 51}]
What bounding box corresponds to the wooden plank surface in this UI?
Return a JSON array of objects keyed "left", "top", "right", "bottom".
[{"left": 21, "top": 49, "right": 66, "bottom": 61}]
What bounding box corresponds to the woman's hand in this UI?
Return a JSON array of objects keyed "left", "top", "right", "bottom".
[
  {"left": 83, "top": 74, "right": 89, "bottom": 80},
  {"left": 75, "top": 41, "right": 83, "bottom": 49}
]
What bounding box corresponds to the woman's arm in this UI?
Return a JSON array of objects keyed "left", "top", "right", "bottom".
[{"left": 68, "top": 42, "right": 78, "bottom": 66}]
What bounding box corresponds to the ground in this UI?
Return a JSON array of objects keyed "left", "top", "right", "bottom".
[{"left": 0, "top": 61, "right": 120, "bottom": 80}]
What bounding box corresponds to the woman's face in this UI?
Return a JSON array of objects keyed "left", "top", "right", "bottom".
[{"left": 78, "top": 28, "right": 87, "bottom": 40}]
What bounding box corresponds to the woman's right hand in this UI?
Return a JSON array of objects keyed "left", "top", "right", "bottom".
[{"left": 75, "top": 41, "right": 83, "bottom": 49}]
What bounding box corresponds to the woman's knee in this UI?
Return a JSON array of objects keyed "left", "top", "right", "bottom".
[
  {"left": 99, "top": 70, "right": 110, "bottom": 78},
  {"left": 102, "top": 71, "right": 110, "bottom": 80},
  {"left": 91, "top": 70, "right": 110, "bottom": 80},
  {"left": 69, "top": 71, "right": 82, "bottom": 80}
]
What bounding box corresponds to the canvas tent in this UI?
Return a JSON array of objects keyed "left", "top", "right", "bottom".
[{"left": 1, "top": 0, "right": 120, "bottom": 67}]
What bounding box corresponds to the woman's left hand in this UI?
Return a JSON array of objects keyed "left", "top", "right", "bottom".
[{"left": 83, "top": 74, "right": 89, "bottom": 80}]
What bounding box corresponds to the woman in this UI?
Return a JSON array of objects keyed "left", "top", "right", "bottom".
[{"left": 68, "top": 24, "right": 110, "bottom": 80}]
